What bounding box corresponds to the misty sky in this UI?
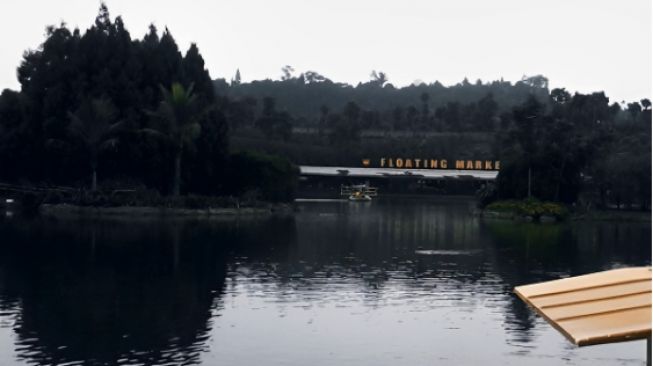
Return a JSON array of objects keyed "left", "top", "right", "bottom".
[{"left": 1, "top": 0, "right": 650, "bottom": 103}]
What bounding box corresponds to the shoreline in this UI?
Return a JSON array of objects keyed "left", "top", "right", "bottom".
[
  {"left": 479, "top": 209, "right": 651, "bottom": 223},
  {"left": 24, "top": 201, "right": 653, "bottom": 223},
  {"left": 39, "top": 203, "right": 294, "bottom": 218}
]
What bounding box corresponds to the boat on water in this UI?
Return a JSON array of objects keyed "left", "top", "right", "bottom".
[
  {"left": 348, "top": 191, "right": 372, "bottom": 201},
  {"left": 341, "top": 183, "right": 377, "bottom": 201}
]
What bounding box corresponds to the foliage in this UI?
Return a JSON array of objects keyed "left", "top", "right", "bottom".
[
  {"left": 0, "top": 4, "right": 649, "bottom": 210},
  {"left": 227, "top": 151, "right": 299, "bottom": 202},
  {"left": 219, "top": 72, "right": 551, "bottom": 129},
  {"left": 485, "top": 199, "right": 569, "bottom": 220},
  {"left": 66, "top": 97, "right": 122, "bottom": 190},
  {"left": 146, "top": 83, "right": 205, "bottom": 195},
  {"left": 493, "top": 91, "right": 651, "bottom": 209},
  {"left": 0, "top": 4, "right": 229, "bottom": 197},
  {"left": 255, "top": 97, "right": 292, "bottom": 140},
  {"left": 41, "top": 187, "right": 252, "bottom": 209}
]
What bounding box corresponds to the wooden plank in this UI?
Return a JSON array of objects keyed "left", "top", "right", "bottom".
[
  {"left": 514, "top": 266, "right": 652, "bottom": 347},
  {"left": 545, "top": 292, "right": 651, "bottom": 321},
  {"left": 559, "top": 306, "right": 652, "bottom": 346},
  {"left": 516, "top": 267, "right": 651, "bottom": 299},
  {"left": 530, "top": 280, "right": 651, "bottom": 308}
]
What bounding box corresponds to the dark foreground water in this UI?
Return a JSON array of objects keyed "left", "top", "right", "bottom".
[{"left": 0, "top": 198, "right": 650, "bottom": 366}]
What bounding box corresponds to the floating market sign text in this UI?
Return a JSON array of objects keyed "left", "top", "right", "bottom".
[{"left": 362, "top": 158, "right": 500, "bottom": 170}]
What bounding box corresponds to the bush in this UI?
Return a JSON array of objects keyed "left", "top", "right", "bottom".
[
  {"left": 485, "top": 198, "right": 568, "bottom": 220},
  {"left": 226, "top": 151, "right": 299, "bottom": 202}
]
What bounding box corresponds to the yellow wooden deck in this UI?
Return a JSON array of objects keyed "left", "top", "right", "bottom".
[{"left": 514, "top": 267, "right": 652, "bottom": 347}]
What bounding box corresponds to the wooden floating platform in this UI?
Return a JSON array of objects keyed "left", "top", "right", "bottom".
[{"left": 515, "top": 267, "right": 652, "bottom": 347}]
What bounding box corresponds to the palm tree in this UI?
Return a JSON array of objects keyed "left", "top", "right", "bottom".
[
  {"left": 67, "top": 97, "right": 121, "bottom": 191},
  {"left": 146, "top": 83, "right": 204, "bottom": 196}
]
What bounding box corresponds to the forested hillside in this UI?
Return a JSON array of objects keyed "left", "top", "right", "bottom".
[
  {"left": 0, "top": 4, "right": 649, "bottom": 209},
  {"left": 217, "top": 69, "right": 651, "bottom": 208},
  {"left": 216, "top": 71, "right": 552, "bottom": 131}
]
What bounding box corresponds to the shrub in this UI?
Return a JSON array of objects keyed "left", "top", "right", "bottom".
[
  {"left": 226, "top": 151, "right": 299, "bottom": 202},
  {"left": 485, "top": 198, "right": 568, "bottom": 220}
]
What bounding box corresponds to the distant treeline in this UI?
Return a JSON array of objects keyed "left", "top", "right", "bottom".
[
  {"left": 217, "top": 68, "right": 647, "bottom": 135},
  {"left": 217, "top": 70, "right": 552, "bottom": 131},
  {"left": 218, "top": 69, "right": 651, "bottom": 209}
]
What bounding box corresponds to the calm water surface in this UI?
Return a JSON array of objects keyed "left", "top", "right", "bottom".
[{"left": 0, "top": 198, "right": 650, "bottom": 366}]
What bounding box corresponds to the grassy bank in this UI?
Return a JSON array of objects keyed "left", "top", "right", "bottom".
[
  {"left": 482, "top": 199, "right": 569, "bottom": 222},
  {"left": 482, "top": 198, "right": 651, "bottom": 223},
  {"left": 39, "top": 202, "right": 293, "bottom": 218},
  {"left": 4, "top": 185, "right": 295, "bottom": 218}
]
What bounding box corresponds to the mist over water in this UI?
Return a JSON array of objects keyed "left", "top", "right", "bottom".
[{"left": 0, "top": 197, "right": 649, "bottom": 365}]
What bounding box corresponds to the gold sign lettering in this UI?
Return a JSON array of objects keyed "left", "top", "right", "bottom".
[{"left": 368, "top": 158, "right": 500, "bottom": 170}]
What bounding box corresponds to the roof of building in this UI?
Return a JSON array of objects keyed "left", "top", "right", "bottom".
[{"left": 299, "top": 166, "right": 498, "bottom": 180}]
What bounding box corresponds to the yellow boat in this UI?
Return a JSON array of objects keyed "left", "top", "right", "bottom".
[{"left": 348, "top": 190, "right": 372, "bottom": 201}]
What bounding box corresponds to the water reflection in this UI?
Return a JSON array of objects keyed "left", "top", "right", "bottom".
[
  {"left": 0, "top": 198, "right": 649, "bottom": 366},
  {"left": 0, "top": 221, "right": 212, "bottom": 365}
]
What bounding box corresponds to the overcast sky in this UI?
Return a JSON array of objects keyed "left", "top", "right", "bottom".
[{"left": 1, "top": 0, "right": 650, "bottom": 103}]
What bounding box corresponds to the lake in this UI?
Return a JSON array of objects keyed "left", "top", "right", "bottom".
[{"left": 0, "top": 197, "right": 650, "bottom": 365}]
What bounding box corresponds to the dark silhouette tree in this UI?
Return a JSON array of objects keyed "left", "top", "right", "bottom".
[
  {"left": 370, "top": 70, "right": 388, "bottom": 87},
  {"left": 147, "top": 83, "right": 204, "bottom": 196},
  {"left": 420, "top": 92, "right": 430, "bottom": 126},
  {"left": 232, "top": 69, "right": 241, "bottom": 85},
  {"left": 627, "top": 102, "right": 642, "bottom": 122},
  {"left": 66, "top": 98, "right": 122, "bottom": 190},
  {"left": 281, "top": 65, "right": 295, "bottom": 81}
]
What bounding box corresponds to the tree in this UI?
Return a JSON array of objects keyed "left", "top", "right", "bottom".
[
  {"left": 370, "top": 70, "right": 388, "bottom": 87},
  {"left": 496, "top": 96, "right": 544, "bottom": 200},
  {"left": 329, "top": 102, "right": 361, "bottom": 145},
  {"left": 182, "top": 43, "right": 215, "bottom": 104},
  {"left": 0, "top": 4, "right": 230, "bottom": 195},
  {"left": 640, "top": 98, "right": 651, "bottom": 111},
  {"left": 66, "top": 97, "right": 122, "bottom": 190},
  {"left": 304, "top": 71, "right": 328, "bottom": 83},
  {"left": 255, "top": 97, "right": 292, "bottom": 140},
  {"left": 405, "top": 105, "right": 418, "bottom": 130},
  {"left": 420, "top": 92, "right": 430, "bottom": 126},
  {"left": 232, "top": 69, "right": 241, "bottom": 85},
  {"left": 473, "top": 93, "right": 498, "bottom": 130},
  {"left": 627, "top": 102, "right": 642, "bottom": 122},
  {"left": 318, "top": 105, "right": 329, "bottom": 136},
  {"left": 147, "top": 83, "right": 204, "bottom": 196},
  {"left": 551, "top": 88, "right": 571, "bottom": 104},
  {"left": 392, "top": 106, "right": 404, "bottom": 130},
  {"left": 520, "top": 74, "right": 549, "bottom": 89},
  {"left": 281, "top": 65, "right": 295, "bottom": 81}
]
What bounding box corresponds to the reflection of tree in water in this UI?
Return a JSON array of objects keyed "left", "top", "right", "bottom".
[
  {"left": 242, "top": 200, "right": 501, "bottom": 311},
  {"left": 0, "top": 218, "right": 232, "bottom": 366},
  {"left": 0, "top": 205, "right": 648, "bottom": 364}
]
